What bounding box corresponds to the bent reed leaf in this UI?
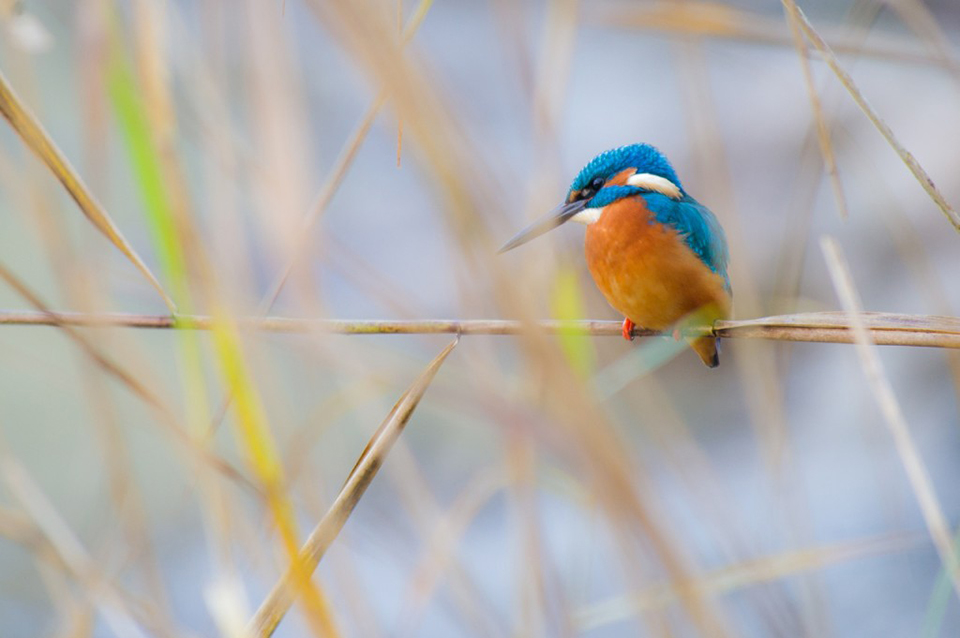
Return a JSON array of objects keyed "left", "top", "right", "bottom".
[
  {"left": 248, "top": 337, "right": 459, "bottom": 637},
  {"left": 0, "top": 68, "right": 176, "bottom": 312}
]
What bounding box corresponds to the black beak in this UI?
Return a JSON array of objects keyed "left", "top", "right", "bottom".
[{"left": 498, "top": 199, "right": 589, "bottom": 253}]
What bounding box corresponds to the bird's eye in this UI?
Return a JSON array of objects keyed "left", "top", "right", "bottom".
[{"left": 579, "top": 177, "right": 606, "bottom": 200}]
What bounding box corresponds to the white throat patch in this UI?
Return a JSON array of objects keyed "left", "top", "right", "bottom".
[
  {"left": 570, "top": 206, "right": 604, "bottom": 225},
  {"left": 626, "top": 172, "right": 682, "bottom": 199}
]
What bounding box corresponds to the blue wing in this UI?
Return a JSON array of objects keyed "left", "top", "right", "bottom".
[{"left": 641, "top": 193, "right": 731, "bottom": 292}]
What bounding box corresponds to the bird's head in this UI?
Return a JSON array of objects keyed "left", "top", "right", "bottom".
[{"left": 499, "top": 144, "right": 684, "bottom": 252}]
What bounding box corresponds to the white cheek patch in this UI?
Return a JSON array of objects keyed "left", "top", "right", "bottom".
[
  {"left": 626, "top": 173, "right": 682, "bottom": 199},
  {"left": 570, "top": 206, "right": 605, "bottom": 225}
]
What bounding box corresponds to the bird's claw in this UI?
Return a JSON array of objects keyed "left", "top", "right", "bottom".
[{"left": 622, "top": 318, "right": 635, "bottom": 341}]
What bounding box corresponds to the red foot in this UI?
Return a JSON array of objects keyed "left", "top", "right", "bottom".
[
  {"left": 622, "top": 318, "right": 635, "bottom": 341},
  {"left": 672, "top": 328, "right": 682, "bottom": 341}
]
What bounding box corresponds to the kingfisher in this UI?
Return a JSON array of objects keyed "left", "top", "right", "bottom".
[{"left": 500, "top": 144, "right": 732, "bottom": 367}]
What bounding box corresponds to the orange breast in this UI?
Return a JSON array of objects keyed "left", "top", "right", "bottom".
[{"left": 584, "top": 196, "right": 731, "bottom": 331}]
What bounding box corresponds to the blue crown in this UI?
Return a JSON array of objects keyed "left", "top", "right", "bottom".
[{"left": 569, "top": 144, "right": 683, "bottom": 195}]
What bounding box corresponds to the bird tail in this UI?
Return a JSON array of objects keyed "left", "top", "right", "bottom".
[
  {"left": 690, "top": 336, "right": 720, "bottom": 368},
  {"left": 677, "top": 304, "right": 725, "bottom": 368}
]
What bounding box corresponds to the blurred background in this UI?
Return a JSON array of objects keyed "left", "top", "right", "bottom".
[{"left": 0, "top": 0, "right": 959, "bottom": 636}]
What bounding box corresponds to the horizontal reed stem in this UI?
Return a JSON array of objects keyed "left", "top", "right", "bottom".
[{"left": 0, "top": 310, "right": 958, "bottom": 348}]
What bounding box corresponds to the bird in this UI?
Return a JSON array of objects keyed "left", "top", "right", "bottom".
[{"left": 499, "top": 143, "right": 731, "bottom": 367}]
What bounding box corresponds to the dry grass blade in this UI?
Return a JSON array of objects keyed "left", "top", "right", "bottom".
[
  {"left": 208, "top": 0, "right": 435, "bottom": 442},
  {"left": 0, "top": 262, "right": 253, "bottom": 492},
  {"left": 820, "top": 236, "right": 960, "bottom": 602},
  {"left": 259, "top": 95, "right": 384, "bottom": 312},
  {"left": 889, "top": 0, "right": 960, "bottom": 85},
  {"left": 248, "top": 337, "right": 459, "bottom": 637},
  {"left": 0, "top": 505, "right": 59, "bottom": 564},
  {"left": 591, "top": 0, "right": 947, "bottom": 66},
  {"left": 260, "top": 0, "right": 433, "bottom": 312},
  {"left": 1, "top": 455, "right": 150, "bottom": 638},
  {"left": 0, "top": 68, "right": 177, "bottom": 312},
  {"left": 782, "top": 0, "right": 847, "bottom": 218},
  {"left": 576, "top": 533, "right": 920, "bottom": 632},
  {"left": 395, "top": 467, "right": 507, "bottom": 636},
  {"left": 793, "top": 8, "right": 960, "bottom": 232},
  {"left": 595, "top": 0, "right": 781, "bottom": 39}
]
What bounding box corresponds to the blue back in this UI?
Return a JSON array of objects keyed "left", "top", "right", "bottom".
[{"left": 642, "top": 192, "right": 731, "bottom": 291}]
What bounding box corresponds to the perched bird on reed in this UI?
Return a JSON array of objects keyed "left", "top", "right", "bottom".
[{"left": 500, "top": 144, "right": 732, "bottom": 367}]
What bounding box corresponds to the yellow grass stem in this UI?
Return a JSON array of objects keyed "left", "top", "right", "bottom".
[
  {"left": 106, "top": 16, "right": 213, "bottom": 442},
  {"left": 106, "top": 25, "right": 185, "bottom": 303},
  {"left": 108, "top": 15, "right": 340, "bottom": 635},
  {"left": 210, "top": 312, "right": 341, "bottom": 638},
  {"left": 550, "top": 266, "right": 597, "bottom": 376}
]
